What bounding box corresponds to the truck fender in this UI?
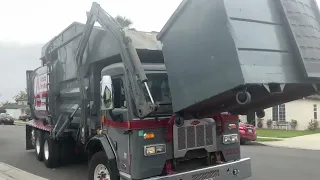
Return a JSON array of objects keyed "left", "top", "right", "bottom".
[{"left": 85, "top": 134, "right": 118, "bottom": 173}]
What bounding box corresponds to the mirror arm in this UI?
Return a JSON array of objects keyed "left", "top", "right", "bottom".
[{"left": 108, "top": 110, "right": 123, "bottom": 122}]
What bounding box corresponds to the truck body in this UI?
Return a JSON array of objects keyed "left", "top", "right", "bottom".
[{"left": 25, "top": 0, "right": 320, "bottom": 180}]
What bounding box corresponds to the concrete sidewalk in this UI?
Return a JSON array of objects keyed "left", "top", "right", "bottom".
[
  {"left": 259, "top": 133, "right": 320, "bottom": 150},
  {"left": 0, "top": 162, "right": 48, "bottom": 180},
  {"left": 257, "top": 136, "right": 284, "bottom": 140}
]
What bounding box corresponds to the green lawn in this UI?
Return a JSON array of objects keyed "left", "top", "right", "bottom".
[
  {"left": 256, "top": 129, "right": 320, "bottom": 138},
  {"left": 13, "top": 120, "right": 26, "bottom": 125},
  {"left": 256, "top": 138, "right": 282, "bottom": 142}
]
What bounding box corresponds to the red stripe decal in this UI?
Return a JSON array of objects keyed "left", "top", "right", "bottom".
[
  {"left": 166, "top": 115, "right": 176, "bottom": 142},
  {"left": 105, "top": 118, "right": 169, "bottom": 129},
  {"left": 26, "top": 120, "right": 53, "bottom": 131}
]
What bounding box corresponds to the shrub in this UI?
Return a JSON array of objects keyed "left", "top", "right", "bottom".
[
  {"left": 290, "top": 119, "right": 298, "bottom": 130},
  {"left": 308, "top": 119, "right": 319, "bottom": 131},
  {"left": 257, "top": 118, "right": 263, "bottom": 128},
  {"left": 266, "top": 119, "right": 273, "bottom": 129},
  {"left": 0, "top": 108, "right": 6, "bottom": 113}
]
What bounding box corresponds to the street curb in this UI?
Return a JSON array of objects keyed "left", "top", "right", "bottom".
[
  {"left": 13, "top": 123, "right": 26, "bottom": 126},
  {"left": 257, "top": 136, "right": 285, "bottom": 140},
  {"left": 245, "top": 141, "right": 267, "bottom": 146},
  {"left": 255, "top": 142, "right": 320, "bottom": 151}
]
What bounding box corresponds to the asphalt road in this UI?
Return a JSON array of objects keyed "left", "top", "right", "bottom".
[{"left": 1, "top": 125, "right": 320, "bottom": 180}]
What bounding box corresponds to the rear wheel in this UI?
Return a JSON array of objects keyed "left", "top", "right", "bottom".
[
  {"left": 43, "top": 133, "right": 60, "bottom": 168},
  {"left": 35, "top": 130, "right": 44, "bottom": 161}
]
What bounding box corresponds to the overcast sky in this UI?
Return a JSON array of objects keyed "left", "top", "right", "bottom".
[
  {"left": 1, "top": 0, "right": 320, "bottom": 43},
  {"left": 0, "top": 0, "right": 182, "bottom": 44}
]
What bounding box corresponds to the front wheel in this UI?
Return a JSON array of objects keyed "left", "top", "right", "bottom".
[{"left": 88, "top": 151, "right": 118, "bottom": 180}]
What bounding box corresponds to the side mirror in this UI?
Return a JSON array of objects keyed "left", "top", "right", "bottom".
[{"left": 100, "top": 75, "right": 114, "bottom": 110}]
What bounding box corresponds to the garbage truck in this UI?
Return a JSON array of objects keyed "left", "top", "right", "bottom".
[{"left": 25, "top": 0, "right": 320, "bottom": 179}]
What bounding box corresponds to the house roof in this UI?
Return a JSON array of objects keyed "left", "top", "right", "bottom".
[
  {"left": 305, "top": 94, "right": 320, "bottom": 100},
  {"left": 0, "top": 103, "right": 29, "bottom": 109}
]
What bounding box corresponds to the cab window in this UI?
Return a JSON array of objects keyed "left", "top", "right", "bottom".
[{"left": 112, "top": 77, "right": 126, "bottom": 109}]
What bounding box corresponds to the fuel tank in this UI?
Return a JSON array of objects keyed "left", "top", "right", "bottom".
[{"left": 157, "top": 0, "right": 320, "bottom": 116}]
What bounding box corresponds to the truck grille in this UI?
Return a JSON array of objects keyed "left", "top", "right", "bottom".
[{"left": 177, "top": 124, "right": 214, "bottom": 150}]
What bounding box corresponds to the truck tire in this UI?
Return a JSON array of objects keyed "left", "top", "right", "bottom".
[
  {"left": 43, "top": 133, "right": 60, "bottom": 168},
  {"left": 88, "top": 151, "right": 119, "bottom": 180},
  {"left": 35, "top": 130, "right": 44, "bottom": 161}
]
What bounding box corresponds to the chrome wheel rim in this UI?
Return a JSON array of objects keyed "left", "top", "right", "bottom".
[
  {"left": 44, "top": 140, "right": 49, "bottom": 160},
  {"left": 36, "top": 137, "right": 40, "bottom": 155},
  {"left": 94, "top": 164, "right": 110, "bottom": 180},
  {"left": 31, "top": 130, "right": 35, "bottom": 147}
]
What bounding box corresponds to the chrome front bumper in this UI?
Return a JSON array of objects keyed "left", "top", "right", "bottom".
[{"left": 145, "top": 158, "right": 251, "bottom": 180}]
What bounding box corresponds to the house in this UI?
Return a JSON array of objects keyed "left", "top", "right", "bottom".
[
  {"left": 239, "top": 95, "right": 320, "bottom": 131},
  {"left": 0, "top": 99, "right": 30, "bottom": 119}
]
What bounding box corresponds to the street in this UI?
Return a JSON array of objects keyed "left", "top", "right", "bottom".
[{"left": 1, "top": 125, "right": 320, "bottom": 180}]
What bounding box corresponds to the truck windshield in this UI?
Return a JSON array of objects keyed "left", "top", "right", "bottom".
[{"left": 144, "top": 72, "right": 173, "bottom": 116}]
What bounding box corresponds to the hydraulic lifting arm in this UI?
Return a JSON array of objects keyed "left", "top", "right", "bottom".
[{"left": 75, "top": 2, "right": 158, "bottom": 120}]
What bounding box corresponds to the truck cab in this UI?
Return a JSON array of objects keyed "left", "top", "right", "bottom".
[{"left": 94, "top": 62, "right": 250, "bottom": 179}]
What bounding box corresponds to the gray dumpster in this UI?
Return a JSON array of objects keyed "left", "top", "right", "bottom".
[{"left": 157, "top": 0, "right": 320, "bottom": 116}]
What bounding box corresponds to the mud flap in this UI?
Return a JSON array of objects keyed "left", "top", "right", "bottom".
[
  {"left": 26, "top": 125, "right": 34, "bottom": 150},
  {"left": 279, "top": 0, "right": 320, "bottom": 78}
]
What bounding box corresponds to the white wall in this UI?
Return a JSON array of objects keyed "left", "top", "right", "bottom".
[
  {"left": 239, "top": 115, "right": 248, "bottom": 123},
  {"left": 5, "top": 109, "right": 22, "bottom": 119},
  {"left": 240, "top": 98, "right": 320, "bottom": 130}
]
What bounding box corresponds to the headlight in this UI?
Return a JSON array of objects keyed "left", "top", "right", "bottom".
[
  {"left": 144, "top": 144, "right": 166, "bottom": 156},
  {"left": 223, "top": 134, "right": 239, "bottom": 144}
]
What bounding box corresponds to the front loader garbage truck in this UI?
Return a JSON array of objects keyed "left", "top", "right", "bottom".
[{"left": 25, "top": 0, "right": 320, "bottom": 180}]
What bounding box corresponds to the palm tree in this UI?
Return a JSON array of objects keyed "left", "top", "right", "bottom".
[{"left": 114, "top": 15, "right": 133, "bottom": 29}]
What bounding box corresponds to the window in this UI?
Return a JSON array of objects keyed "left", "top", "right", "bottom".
[
  {"left": 112, "top": 77, "right": 126, "bottom": 109},
  {"left": 314, "top": 104, "right": 317, "bottom": 120},
  {"left": 272, "top": 106, "right": 278, "bottom": 121},
  {"left": 272, "top": 104, "right": 286, "bottom": 122},
  {"left": 144, "top": 73, "right": 173, "bottom": 115}
]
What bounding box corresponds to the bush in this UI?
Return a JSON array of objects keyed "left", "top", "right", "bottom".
[
  {"left": 308, "top": 119, "right": 319, "bottom": 131},
  {"left": 266, "top": 119, "right": 273, "bottom": 128},
  {"left": 257, "top": 118, "right": 263, "bottom": 128},
  {"left": 290, "top": 119, "right": 298, "bottom": 130},
  {"left": 0, "top": 108, "right": 6, "bottom": 113}
]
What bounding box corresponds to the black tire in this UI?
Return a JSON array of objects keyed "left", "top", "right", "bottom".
[
  {"left": 43, "top": 133, "right": 60, "bottom": 168},
  {"left": 88, "top": 151, "right": 119, "bottom": 180},
  {"left": 59, "top": 139, "right": 76, "bottom": 166},
  {"left": 35, "top": 130, "right": 44, "bottom": 161},
  {"left": 240, "top": 139, "right": 247, "bottom": 145}
]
